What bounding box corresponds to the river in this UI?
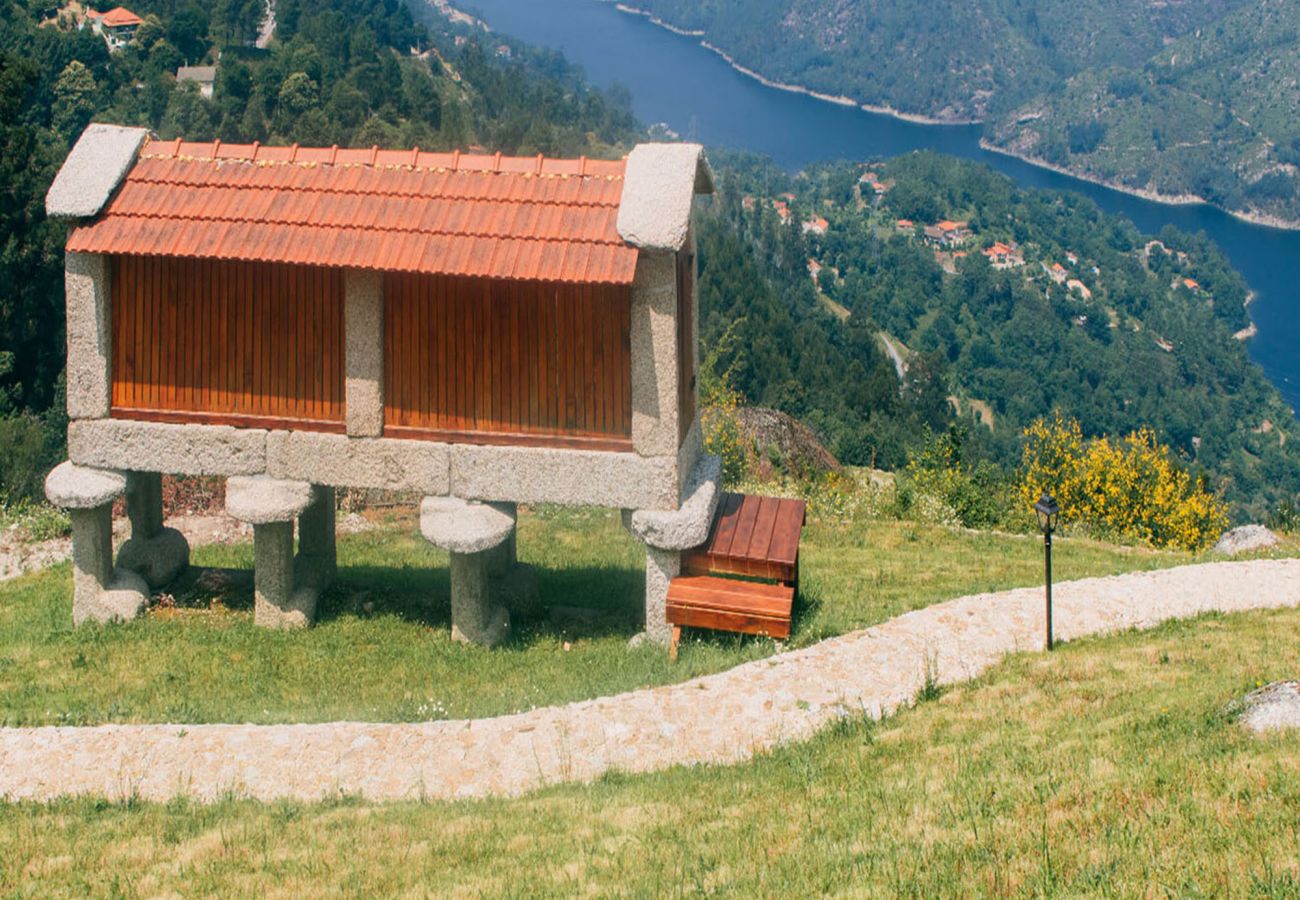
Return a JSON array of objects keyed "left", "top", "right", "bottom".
[{"left": 461, "top": 0, "right": 1300, "bottom": 413}]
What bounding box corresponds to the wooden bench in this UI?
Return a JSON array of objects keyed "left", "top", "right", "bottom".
[{"left": 667, "top": 493, "right": 806, "bottom": 658}]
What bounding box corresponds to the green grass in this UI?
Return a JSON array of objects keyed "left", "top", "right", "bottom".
[
  {"left": 0, "top": 504, "right": 1281, "bottom": 726},
  {"left": 3, "top": 608, "right": 1299, "bottom": 894}
]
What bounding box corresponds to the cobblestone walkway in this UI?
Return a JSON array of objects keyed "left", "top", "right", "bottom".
[{"left": 3, "top": 559, "right": 1299, "bottom": 804}]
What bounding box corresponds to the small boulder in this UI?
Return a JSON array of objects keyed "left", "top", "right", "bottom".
[
  {"left": 1212, "top": 524, "right": 1279, "bottom": 556},
  {"left": 1236, "top": 681, "right": 1300, "bottom": 735}
]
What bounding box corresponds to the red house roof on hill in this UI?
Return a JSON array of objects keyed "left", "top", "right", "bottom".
[
  {"left": 66, "top": 139, "right": 639, "bottom": 284},
  {"left": 89, "top": 6, "right": 143, "bottom": 27}
]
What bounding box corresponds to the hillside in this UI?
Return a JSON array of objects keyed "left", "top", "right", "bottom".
[
  {"left": 620, "top": 0, "right": 1300, "bottom": 224},
  {"left": 987, "top": 0, "right": 1300, "bottom": 226},
  {"left": 620, "top": 0, "right": 1249, "bottom": 120},
  {"left": 700, "top": 150, "right": 1299, "bottom": 518}
]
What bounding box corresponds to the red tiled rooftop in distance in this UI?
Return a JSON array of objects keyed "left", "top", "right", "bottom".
[
  {"left": 68, "top": 138, "right": 638, "bottom": 285},
  {"left": 92, "top": 6, "right": 143, "bottom": 27}
]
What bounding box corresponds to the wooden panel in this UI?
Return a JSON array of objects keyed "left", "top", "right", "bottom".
[
  {"left": 383, "top": 273, "right": 632, "bottom": 445},
  {"left": 683, "top": 493, "right": 806, "bottom": 584},
  {"left": 667, "top": 575, "right": 793, "bottom": 640},
  {"left": 110, "top": 256, "right": 345, "bottom": 430}
]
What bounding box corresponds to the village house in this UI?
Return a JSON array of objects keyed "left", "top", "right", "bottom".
[
  {"left": 41, "top": 124, "right": 806, "bottom": 656},
  {"left": 772, "top": 199, "right": 791, "bottom": 224},
  {"left": 923, "top": 220, "right": 970, "bottom": 248},
  {"left": 175, "top": 65, "right": 217, "bottom": 99},
  {"left": 1043, "top": 261, "right": 1068, "bottom": 284},
  {"left": 807, "top": 258, "right": 822, "bottom": 283},
  {"left": 83, "top": 6, "right": 142, "bottom": 50},
  {"left": 895, "top": 218, "right": 915, "bottom": 233},
  {"left": 1182, "top": 278, "right": 1201, "bottom": 292},
  {"left": 981, "top": 241, "right": 1024, "bottom": 269},
  {"left": 802, "top": 215, "right": 828, "bottom": 236}
]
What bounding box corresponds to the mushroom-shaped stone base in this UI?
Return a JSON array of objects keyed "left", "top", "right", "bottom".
[
  {"left": 625, "top": 453, "right": 722, "bottom": 646},
  {"left": 420, "top": 497, "right": 520, "bottom": 647},
  {"left": 45, "top": 461, "right": 148, "bottom": 626},
  {"left": 226, "top": 476, "right": 321, "bottom": 629}
]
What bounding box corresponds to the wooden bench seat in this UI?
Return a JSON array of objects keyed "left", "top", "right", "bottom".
[
  {"left": 666, "top": 492, "right": 807, "bottom": 658},
  {"left": 683, "top": 493, "right": 806, "bottom": 584},
  {"left": 666, "top": 575, "right": 794, "bottom": 652}
]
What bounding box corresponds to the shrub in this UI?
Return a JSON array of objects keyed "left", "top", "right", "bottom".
[
  {"left": 699, "top": 327, "right": 750, "bottom": 486},
  {"left": 1019, "top": 413, "right": 1228, "bottom": 550},
  {"left": 0, "top": 412, "right": 64, "bottom": 505},
  {"left": 903, "top": 427, "right": 1015, "bottom": 529}
]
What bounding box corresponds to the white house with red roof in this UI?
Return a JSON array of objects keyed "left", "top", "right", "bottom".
[
  {"left": 84, "top": 6, "right": 142, "bottom": 50},
  {"left": 981, "top": 241, "right": 1024, "bottom": 269},
  {"left": 801, "top": 215, "right": 829, "bottom": 236}
]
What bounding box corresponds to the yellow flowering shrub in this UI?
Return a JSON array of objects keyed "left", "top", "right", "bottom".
[{"left": 1019, "top": 413, "right": 1228, "bottom": 550}]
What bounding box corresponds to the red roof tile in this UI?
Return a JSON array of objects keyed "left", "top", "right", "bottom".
[
  {"left": 93, "top": 6, "right": 143, "bottom": 27},
  {"left": 67, "top": 139, "right": 637, "bottom": 284}
]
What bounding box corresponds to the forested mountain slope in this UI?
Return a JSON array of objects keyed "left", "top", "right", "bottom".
[
  {"left": 988, "top": 0, "right": 1300, "bottom": 226},
  {"left": 623, "top": 0, "right": 1248, "bottom": 120},
  {"left": 699, "top": 151, "right": 1300, "bottom": 517},
  {"left": 620, "top": 0, "right": 1300, "bottom": 224}
]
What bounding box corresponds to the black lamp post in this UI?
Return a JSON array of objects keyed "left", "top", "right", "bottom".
[{"left": 1034, "top": 492, "right": 1061, "bottom": 650}]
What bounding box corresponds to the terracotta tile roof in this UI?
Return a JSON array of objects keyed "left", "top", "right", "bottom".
[
  {"left": 92, "top": 6, "right": 143, "bottom": 27},
  {"left": 66, "top": 139, "right": 638, "bottom": 284}
]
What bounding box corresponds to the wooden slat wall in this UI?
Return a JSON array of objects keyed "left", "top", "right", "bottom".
[
  {"left": 383, "top": 273, "right": 632, "bottom": 450},
  {"left": 110, "top": 256, "right": 345, "bottom": 431},
  {"left": 676, "top": 248, "right": 697, "bottom": 444}
]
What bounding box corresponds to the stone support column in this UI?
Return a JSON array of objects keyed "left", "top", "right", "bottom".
[
  {"left": 45, "top": 461, "right": 148, "bottom": 625},
  {"left": 628, "top": 250, "right": 681, "bottom": 462},
  {"left": 643, "top": 545, "right": 680, "bottom": 646},
  {"left": 345, "top": 270, "right": 384, "bottom": 438},
  {"left": 226, "top": 476, "right": 316, "bottom": 629},
  {"left": 116, "top": 471, "right": 189, "bottom": 589},
  {"left": 626, "top": 453, "right": 723, "bottom": 647},
  {"left": 125, "top": 470, "right": 164, "bottom": 539},
  {"left": 64, "top": 252, "right": 112, "bottom": 421},
  {"left": 296, "top": 485, "right": 337, "bottom": 590},
  {"left": 420, "top": 497, "right": 526, "bottom": 647}
]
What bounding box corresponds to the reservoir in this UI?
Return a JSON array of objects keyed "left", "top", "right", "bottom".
[{"left": 461, "top": 0, "right": 1300, "bottom": 413}]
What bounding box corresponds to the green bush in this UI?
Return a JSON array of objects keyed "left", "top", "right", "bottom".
[{"left": 0, "top": 413, "right": 65, "bottom": 505}]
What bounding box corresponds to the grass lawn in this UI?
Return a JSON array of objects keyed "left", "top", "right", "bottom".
[
  {"left": 0, "top": 504, "right": 1281, "bottom": 727},
  {"left": 3, "top": 608, "right": 1298, "bottom": 894}
]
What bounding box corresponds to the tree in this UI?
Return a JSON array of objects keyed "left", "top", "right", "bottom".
[
  {"left": 52, "top": 60, "right": 97, "bottom": 138},
  {"left": 277, "top": 71, "right": 319, "bottom": 117}
]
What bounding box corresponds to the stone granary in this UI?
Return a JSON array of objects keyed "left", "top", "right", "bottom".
[{"left": 42, "top": 122, "right": 731, "bottom": 646}]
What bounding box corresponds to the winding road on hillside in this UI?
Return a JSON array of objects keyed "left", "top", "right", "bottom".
[{"left": 3, "top": 558, "right": 1298, "bottom": 803}]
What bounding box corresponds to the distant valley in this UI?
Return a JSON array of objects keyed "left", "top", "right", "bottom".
[{"left": 616, "top": 0, "right": 1300, "bottom": 227}]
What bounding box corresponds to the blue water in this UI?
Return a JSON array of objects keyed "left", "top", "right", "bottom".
[{"left": 462, "top": 0, "right": 1300, "bottom": 412}]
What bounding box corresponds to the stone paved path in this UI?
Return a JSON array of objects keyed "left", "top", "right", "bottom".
[{"left": 3, "top": 559, "right": 1299, "bottom": 804}]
